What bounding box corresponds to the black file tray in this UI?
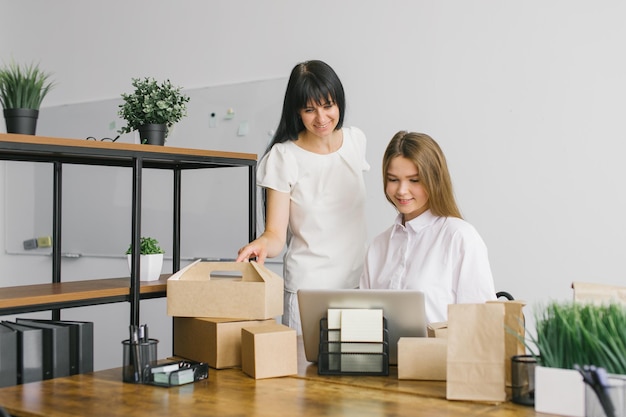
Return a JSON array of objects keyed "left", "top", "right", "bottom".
[{"left": 317, "top": 317, "right": 389, "bottom": 376}]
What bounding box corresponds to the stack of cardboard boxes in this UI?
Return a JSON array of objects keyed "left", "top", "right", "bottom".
[{"left": 167, "top": 260, "right": 297, "bottom": 379}]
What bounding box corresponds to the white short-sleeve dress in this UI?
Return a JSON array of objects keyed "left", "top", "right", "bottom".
[{"left": 258, "top": 126, "right": 369, "bottom": 330}]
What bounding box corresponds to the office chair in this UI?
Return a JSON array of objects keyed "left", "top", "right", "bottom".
[
  {"left": 496, "top": 291, "right": 514, "bottom": 301},
  {"left": 0, "top": 406, "right": 11, "bottom": 417}
]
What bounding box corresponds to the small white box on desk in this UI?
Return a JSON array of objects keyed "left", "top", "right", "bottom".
[
  {"left": 534, "top": 365, "right": 585, "bottom": 417},
  {"left": 167, "top": 260, "right": 283, "bottom": 320}
]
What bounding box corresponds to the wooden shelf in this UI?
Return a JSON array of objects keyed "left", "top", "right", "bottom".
[
  {"left": 0, "top": 276, "right": 170, "bottom": 315},
  {"left": 0, "top": 133, "right": 256, "bottom": 323},
  {"left": 0, "top": 133, "right": 257, "bottom": 168}
]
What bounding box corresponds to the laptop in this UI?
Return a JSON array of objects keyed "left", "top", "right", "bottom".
[{"left": 297, "top": 289, "right": 427, "bottom": 365}]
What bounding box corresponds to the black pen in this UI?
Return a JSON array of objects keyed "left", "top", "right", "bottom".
[
  {"left": 591, "top": 366, "right": 616, "bottom": 417},
  {"left": 130, "top": 325, "right": 141, "bottom": 383},
  {"left": 575, "top": 364, "right": 616, "bottom": 417}
]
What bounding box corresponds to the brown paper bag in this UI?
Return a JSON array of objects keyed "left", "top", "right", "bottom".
[
  {"left": 446, "top": 303, "right": 506, "bottom": 403},
  {"left": 487, "top": 300, "right": 526, "bottom": 391},
  {"left": 572, "top": 281, "right": 626, "bottom": 305}
]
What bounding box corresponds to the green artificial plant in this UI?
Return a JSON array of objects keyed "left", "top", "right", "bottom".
[
  {"left": 526, "top": 301, "right": 626, "bottom": 374},
  {"left": 0, "top": 60, "right": 55, "bottom": 109},
  {"left": 117, "top": 77, "right": 190, "bottom": 137},
  {"left": 126, "top": 237, "right": 164, "bottom": 255}
]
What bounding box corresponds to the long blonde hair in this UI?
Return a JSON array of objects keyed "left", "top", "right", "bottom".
[{"left": 382, "top": 131, "right": 462, "bottom": 218}]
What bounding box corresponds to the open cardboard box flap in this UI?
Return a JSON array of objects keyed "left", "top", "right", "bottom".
[{"left": 167, "top": 260, "right": 283, "bottom": 320}]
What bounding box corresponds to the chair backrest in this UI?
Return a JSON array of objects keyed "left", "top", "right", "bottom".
[{"left": 496, "top": 291, "right": 515, "bottom": 301}]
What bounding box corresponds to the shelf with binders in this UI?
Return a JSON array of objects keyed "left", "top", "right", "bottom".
[{"left": 317, "top": 317, "right": 390, "bottom": 376}]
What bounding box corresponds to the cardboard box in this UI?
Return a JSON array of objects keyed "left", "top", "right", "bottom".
[
  {"left": 397, "top": 337, "right": 447, "bottom": 381},
  {"left": 167, "top": 260, "right": 283, "bottom": 320},
  {"left": 427, "top": 321, "right": 448, "bottom": 338},
  {"left": 173, "top": 317, "right": 274, "bottom": 369},
  {"left": 572, "top": 281, "right": 626, "bottom": 305},
  {"left": 241, "top": 323, "right": 297, "bottom": 379}
]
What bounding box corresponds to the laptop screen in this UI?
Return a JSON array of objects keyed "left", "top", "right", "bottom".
[{"left": 297, "top": 289, "right": 427, "bottom": 365}]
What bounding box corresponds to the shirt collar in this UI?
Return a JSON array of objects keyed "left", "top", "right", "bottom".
[{"left": 392, "top": 209, "right": 438, "bottom": 234}]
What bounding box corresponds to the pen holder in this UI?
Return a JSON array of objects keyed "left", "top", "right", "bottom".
[
  {"left": 585, "top": 375, "right": 626, "bottom": 417},
  {"left": 122, "top": 338, "right": 158, "bottom": 383},
  {"left": 511, "top": 354, "right": 537, "bottom": 406}
]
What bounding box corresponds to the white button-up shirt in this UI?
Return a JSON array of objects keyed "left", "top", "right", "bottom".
[{"left": 360, "top": 210, "right": 496, "bottom": 323}]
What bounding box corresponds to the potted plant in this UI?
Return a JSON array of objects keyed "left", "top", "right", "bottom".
[
  {"left": 526, "top": 301, "right": 626, "bottom": 416},
  {"left": 126, "top": 236, "right": 165, "bottom": 282},
  {"left": 0, "top": 60, "right": 55, "bottom": 135},
  {"left": 118, "top": 77, "right": 190, "bottom": 145}
]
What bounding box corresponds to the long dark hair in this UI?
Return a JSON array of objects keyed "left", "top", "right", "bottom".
[{"left": 266, "top": 60, "right": 346, "bottom": 154}]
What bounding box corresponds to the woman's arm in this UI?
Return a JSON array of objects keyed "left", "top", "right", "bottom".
[{"left": 236, "top": 188, "right": 290, "bottom": 264}]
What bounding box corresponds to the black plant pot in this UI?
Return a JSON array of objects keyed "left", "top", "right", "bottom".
[
  {"left": 138, "top": 124, "right": 167, "bottom": 146},
  {"left": 4, "top": 108, "right": 39, "bottom": 135}
]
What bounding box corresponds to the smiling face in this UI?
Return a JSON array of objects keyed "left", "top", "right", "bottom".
[
  {"left": 385, "top": 156, "right": 429, "bottom": 223},
  {"left": 298, "top": 99, "right": 340, "bottom": 139}
]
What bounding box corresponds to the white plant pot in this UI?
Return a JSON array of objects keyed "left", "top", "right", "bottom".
[
  {"left": 127, "top": 254, "right": 163, "bottom": 282},
  {"left": 535, "top": 365, "right": 585, "bottom": 417}
]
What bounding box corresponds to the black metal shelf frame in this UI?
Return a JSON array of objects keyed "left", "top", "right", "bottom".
[{"left": 0, "top": 137, "right": 257, "bottom": 325}]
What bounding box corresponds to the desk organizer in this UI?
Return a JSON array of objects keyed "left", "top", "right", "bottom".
[
  {"left": 317, "top": 317, "right": 389, "bottom": 376},
  {"left": 145, "top": 360, "right": 209, "bottom": 387}
]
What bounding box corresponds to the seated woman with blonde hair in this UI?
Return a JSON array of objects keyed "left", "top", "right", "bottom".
[{"left": 360, "top": 131, "right": 496, "bottom": 323}]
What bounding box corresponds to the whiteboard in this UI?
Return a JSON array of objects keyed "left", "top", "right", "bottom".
[{"left": 4, "top": 77, "right": 287, "bottom": 259}]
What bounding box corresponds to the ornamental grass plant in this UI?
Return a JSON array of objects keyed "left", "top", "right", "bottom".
[
  {"left": 527, "top": 301, "right": 626, "bottom": 374},
  {"left": 0, "top": 61, "right": 55, "bottom": 109}
]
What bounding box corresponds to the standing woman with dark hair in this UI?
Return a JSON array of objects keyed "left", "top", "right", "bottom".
[
  {"left": 360, "top": 131, "right": 495, "bottom": 323},
  {"left": 237, "top": 60, "right": 369, "bottom": 333}
]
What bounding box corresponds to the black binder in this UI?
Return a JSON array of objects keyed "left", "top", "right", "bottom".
[
  {"left": 0, "top": 323, "right": 18, "bottom": 387},
  {"left": 15, "top": 319, "right": 71, "bottom": 379},
  {"left": 17, "top": 319, "right": 94, "bottom": 375},
  {"left": 1, "top": 321, "right": 44, "bottom": 384}
]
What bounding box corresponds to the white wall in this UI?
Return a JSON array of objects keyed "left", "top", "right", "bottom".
[{"left": 2, "top": 0, "right": 626, "bottom": 369}]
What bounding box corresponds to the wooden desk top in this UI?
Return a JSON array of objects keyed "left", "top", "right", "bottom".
[{"left": 0, "top": 339, "right": 546, "bottom": 417}]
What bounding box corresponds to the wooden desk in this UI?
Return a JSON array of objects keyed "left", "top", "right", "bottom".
[{"left": 0, "top": 340, "right": 546, "bottom": 417}]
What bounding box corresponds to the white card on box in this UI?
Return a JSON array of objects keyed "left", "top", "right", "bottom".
[
  {"left": 340, "top": 309, "right": 383, "bottom": 342},
  {"left": 338, "top": 309, "right": 384, "bottom": 372},
  {"left": 327, "top": 309, "right": 343, "bottom": 330},
  {"left": 340, "top": 309, "right": 383, "bottom": 355}
]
